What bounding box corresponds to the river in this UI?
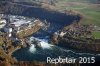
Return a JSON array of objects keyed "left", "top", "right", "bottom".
[
  {"left": 12, "top": 15, "right": 100, "bottom": 62},
  {"left": 4, "top": 2, "right": 99, "bottom": 63}
]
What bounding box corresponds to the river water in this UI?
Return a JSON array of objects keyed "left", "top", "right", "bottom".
[
  {"left": 12, "top": 19, "right": 100, "bottom": 62},
  {"left": 9, "top": 4, "right": 100, "bottom": 62}
]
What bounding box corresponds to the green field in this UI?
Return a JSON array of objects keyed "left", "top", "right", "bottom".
[
  {"left": 55, "top": 0, "right": 100, "bottom": 26},
  {"left": 92, "top": 31, "right": 100, "bottom": 39}
]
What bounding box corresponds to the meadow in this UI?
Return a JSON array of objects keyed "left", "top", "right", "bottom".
[{"left": 55, "top": 0, "right": 100, "bottom": 26}]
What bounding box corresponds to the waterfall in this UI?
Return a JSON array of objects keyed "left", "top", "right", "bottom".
[{"left": 29, "top": 37, "right": 53, "bottom": 53}]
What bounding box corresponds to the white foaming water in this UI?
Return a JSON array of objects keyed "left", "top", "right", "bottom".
[
  {"left": 29, "top": 37, "right": 53, "bottom": 53},
  {"left": 39, "top": 40, "right": 51, "bottom": 49},
  {"left": 29, "top": 44, "right": 36, "bottom": 53}
]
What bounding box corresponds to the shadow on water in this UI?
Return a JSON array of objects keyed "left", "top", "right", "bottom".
[
  {"left": 20, "top": 6, "right": 78, "bottom": 37},
  {"left": 22, "top": 7, "right": 75, "bottom": 25}
]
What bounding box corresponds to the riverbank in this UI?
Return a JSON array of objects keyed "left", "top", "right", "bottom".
[
  {"left": 0, "top": 1, "right": 82, "bottom": 25},
  {"left": 50, "top": 22, "right": 100, "bottom": 52},
  {"left": 0, "top": 14, "right": 45, "bottom": 65},
  {"left": 0, "top": 1, "right": 98, "bottom": 66}
]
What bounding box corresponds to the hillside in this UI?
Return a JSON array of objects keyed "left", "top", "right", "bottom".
[
  {"left": 55, "top": 0, "right": 100, "bottom": 26},
  {"left": 0, "top": 0, "right": 99, "bottom": 25}
]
